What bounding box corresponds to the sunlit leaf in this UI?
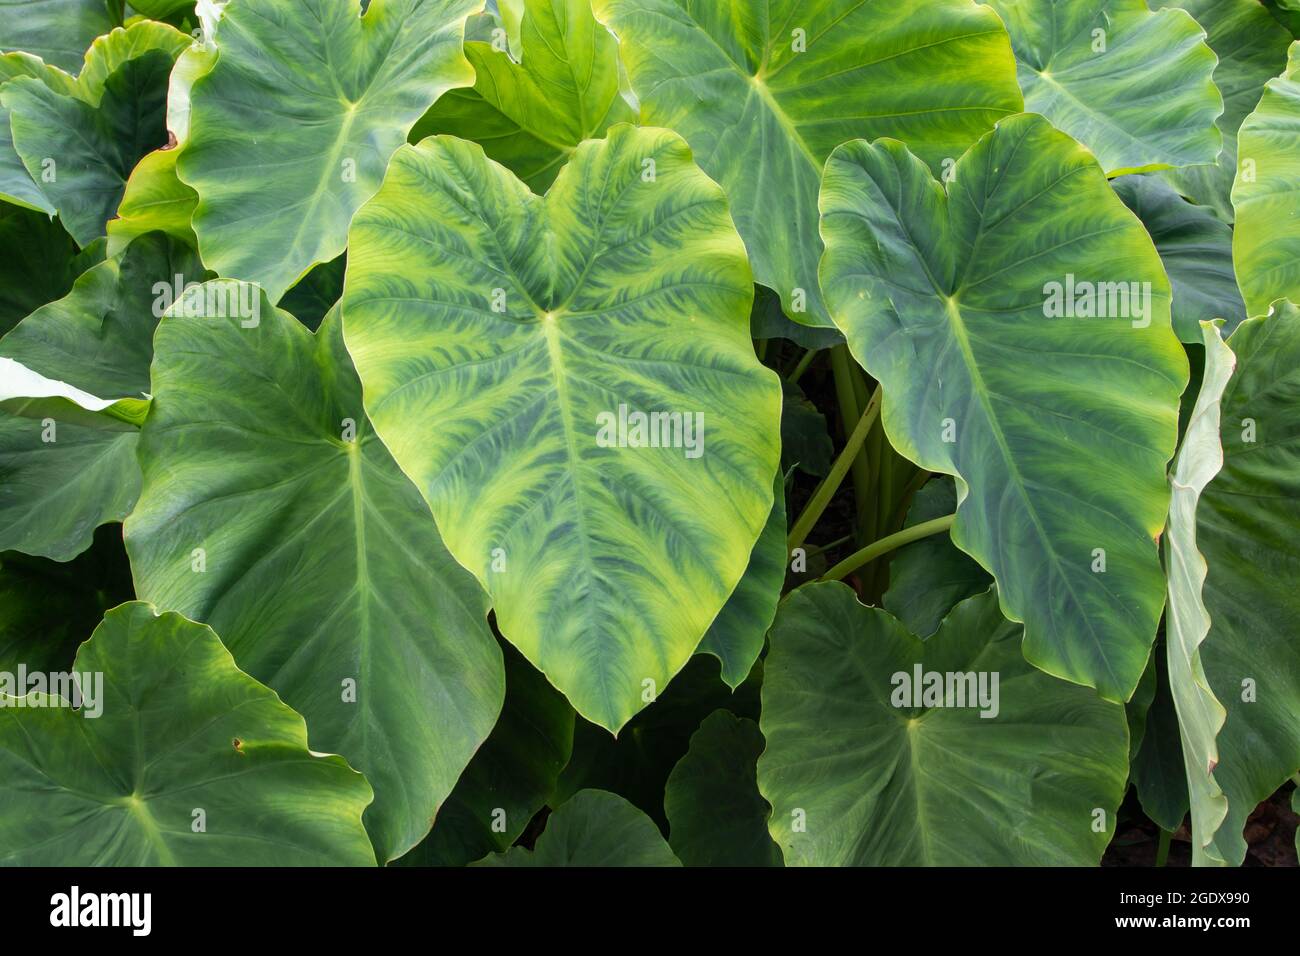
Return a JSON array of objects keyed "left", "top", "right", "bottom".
[
  {"left": 413, "top": 0, "right": 634, "bottom": 193},
  {"left": 342, "top": 126, "right": 780, "bottom": 731},
  {"left": 1232, "top": 42, "right": 1300, "bottom": 316},
  {"left": 1163, "top": 320, "right": 1235, "bottom": 864}
]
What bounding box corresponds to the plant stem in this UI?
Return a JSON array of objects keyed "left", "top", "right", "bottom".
[
  {"left": 755, "top": 337, "right": 769, "bottom": 362},
  {"left": 820, "top": 513, "right": 956, "bottom": 582},
  {"left": 787, "top": 387, "right": 882, "bottom": 552},
  {"left": 865, "top": 420, "right": 883, "bottom": 537},
  {"left": 804, "top": 534, "right": 852, "bottom": 559},
  {"left": 867, "top": 448, "right": 899, "bottom": 598},
  {"left": 787, "top": 348, "right": 817, "bottom": 385},
  {"left": 1155, "top": 828, "right": 1172, "bottom": 867},
  {"left": 828, "top": 345, "right": 874, "bottom": 532}
]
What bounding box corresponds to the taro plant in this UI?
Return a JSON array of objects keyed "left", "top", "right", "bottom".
[{"left": 0, "top": 0, "right": 1296, "bottom": 869}]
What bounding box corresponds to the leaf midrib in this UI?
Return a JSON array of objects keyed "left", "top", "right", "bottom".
[{"left": 940, "top": 293, "right": 1123, "bottom": 694}]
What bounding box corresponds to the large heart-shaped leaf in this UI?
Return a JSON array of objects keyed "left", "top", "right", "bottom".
[
  {"left": 413, "top": 0, "right": 634, "bottom": 193},
  {"left": 0, "top": 0, "right": 118, "bottom": 74},
  {"left": 593, "top": 0, "right": 1023, "bottom": 327},
  {"left": 0, "top": 602, "right": 376, "bottom": 866},
  {"left": 664, "top": 710, "right": 781, "bottom": 866},
  {"left": 472, "top": 789, "right": 680, "bottom": 866},
  {"left": 1156, "top": 0, "right": 1293, "bottom": 222},
  {"left": 818, "top": 113, "right": 1188, "bottom": 702},
  {"left": 1112, "top": 175, "right": 1246, "bottom": 342},
  {"left": 0, "top": 232, "right": 204, "bottom": 560},
  {"left": 176, "top": 0, "right": 479, "bottom": 301},
  {"left": 758, "top": 582, "right": 1129, "bottom": 865},
  {"left": 125, "top": 294, "right": 504, "bottom": 864},
  {"left": 1232, "top": 42, "right": 1300, "bottom": 316},
  {"left": 341, "top": 126, "right": 780, "bottom": 732},
  {"left": 1163, "top": 320, "right": 1235, "bottom": 865},
  {"left": 1, "top": 22, "right": 191, "bottom": 246},
  {"left": 981, "top": 0, "right": 1221, "bottom": 176},
  {"left": 1194, "top": 300, "right": 1300, "bottom": 865}
]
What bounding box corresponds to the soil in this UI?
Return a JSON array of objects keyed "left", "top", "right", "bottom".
[{"left": 1104, "top": 781, "right": 1297, "bottom": 867}]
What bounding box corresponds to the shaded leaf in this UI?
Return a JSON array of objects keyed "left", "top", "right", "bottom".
[
  {"left": 1195, "top": 300, "right": 1300, "bottom": 864},
  {"left": 125, "top": 297, "right": 504, "bottom": 864},
  {"left": 1112, "top": 174, "right": 1246, "bottom": 341},
  {"left": 2, "top": 22, "right": 190, "bottom": 245},
  {"left": 819, "top": 114, "right": 1187, "bottom": 702},
  {"left": 0, "top": 525, "right": 133, "bottom": 674},
  {"left": 398, "top": 641, "right": 574, "bottom": 867},
  {"left": 883, "top": 476, "right": 990, "bottom": 639},
  {"left": 1132, "top": 645, "right": 1191, "bottom": 833},
  {"left": 177, "top": 0, "right": 479, "bottom": 300},
  {"left": 553, "top": 654, "right": 759, "bottom": 828},
  {"left": 665, "top": 710, "right": 781, "bottom": 866},
  {"left": 0, "top": 204, "right": 90, "bottom": 335},
  {"left": 0, "top": 0, "right": 119, "bottom": 74},
  {"left": 1157, "top": 0, "right": 1292, "bottom": 221},
  {"left": 780, "top": 380, "right": 833, "bottom": 478},
  {"left": 0, "top": 602, "right": 376, "bottom": 866},
  {"left": 759, "top": 582, "right": 1129, "bottom": 865},
  {"left": 473, "top": 789, "right": 679, "bottom": 866},
  {"left": 277, "top": 253, "right": 346, "bottom": 332},
  {"left": 0, "top": 232, "right": 203, "bottom": 560},
  {"left": 595, "top": 0, "right": 1023, "bottom": 327},
  {"left": 983, "top": 0, "right": 1221, "bottom": 175},
  {"left": 697, "top": 471, "right": 785, "bottom": 688}
]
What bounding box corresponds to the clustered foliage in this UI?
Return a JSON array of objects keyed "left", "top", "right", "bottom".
[{"left": 0, "top": 0, "right": 1296, "bottom": 868}]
